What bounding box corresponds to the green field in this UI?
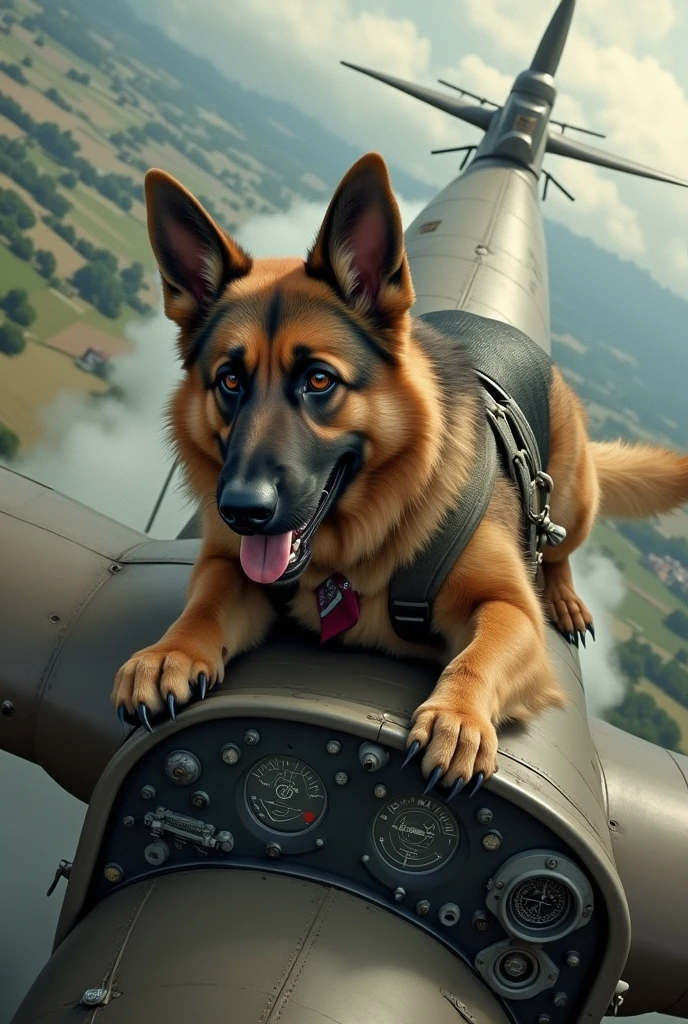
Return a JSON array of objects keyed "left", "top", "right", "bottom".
[{"left": 29, "top": 285, "right": 80, "bottom": 340}]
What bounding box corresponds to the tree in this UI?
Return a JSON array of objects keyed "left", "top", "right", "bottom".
[
  {"left": 71, "top": 260, "right": 124, "bottom": 319},
  {"left": 120, "top": 260, "right": 144, "bottom": 297},
  {"left": 0, "top": 319, "right": 24, "bottom": 355},
  {"left": 9, "top": 232, "right": 33, "bottom": 260},
  {"left": 607, "top": 690, "right": 681, "bottom": 750},
  {"left": 35, "top": 248, "right": 56, "bottom": 279},
  {"left": 0, "top": 422, "right": 19, "bottom": 461},
  {"left": 2, "top": 287, "right": 36, "bottom": 326},
  {"left": 665, "top": 609, "right": 688, "bottom": 641}
]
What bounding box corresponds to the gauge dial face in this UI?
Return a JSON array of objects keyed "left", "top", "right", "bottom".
[
  {"left": 245, "top": 755, "right": 327, "bottom": 834},
  {"left": 372, "top": 796, "right": 459, "bottom": 873},
  {"left": 509, "top": 876, "right": 572, "bottom": 928}
]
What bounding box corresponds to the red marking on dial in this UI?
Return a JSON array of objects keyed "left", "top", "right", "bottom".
[{"left": 303, "top": 811, "right": 315, "bottom": 824}]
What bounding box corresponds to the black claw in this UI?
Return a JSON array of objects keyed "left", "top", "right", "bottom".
[
  {"left": 117, "top": 705, "right": 127, "bottom": 726},
  {"left": 573, "top": 632, "right": 579, "bottom": 648},
  {"left": 401, "top": 740, "right": 421, "bottom": 769},
  {"left": 567, "top": 632, "right": 576, "bottom": 645},
  {"left": 198, "top": 673, "right": 208, "bottom": 700},
  {"left": 587, "top": 623, "right": 596, "bottom": 641},
  {"left": 423, "top": 765, "right": 444, "bottom": 795},
  {"left": 469, "top": 772, "right": 485, "bottom": 798},
  {"left": 448, "top": 777, "right": 466, "bottom": 801},
  {"left": 137, "top": 703, "right": 153, "bottom": 732},
  {"left": 167, "top": 694, "right": 177, "bottom": 722},
  {"left": 579, "top": 630, "right": 586, "bottom": 649}
]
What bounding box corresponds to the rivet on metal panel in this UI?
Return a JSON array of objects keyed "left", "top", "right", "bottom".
[
  {"left": 1, "top": 700, "right": 14, "bottom": 716},
  {"left": 80, "top": 989, "right": 108, "bottom": 1007}
]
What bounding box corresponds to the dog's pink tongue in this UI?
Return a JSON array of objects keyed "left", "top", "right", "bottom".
[{"left": 240, "top": 532, "right": 293, "bottom": 584}]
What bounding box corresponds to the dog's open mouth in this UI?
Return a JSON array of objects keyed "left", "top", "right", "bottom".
[{"left": 238, "top": 458, "right": 350, "bottom": 586}]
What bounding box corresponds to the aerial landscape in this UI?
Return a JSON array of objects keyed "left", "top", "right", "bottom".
[
  {"left": 2, "top": 1, "right": 688, "bottom": 1021},
  {"left": 1, "top": 0, "right": 688, "bottom": 760}
]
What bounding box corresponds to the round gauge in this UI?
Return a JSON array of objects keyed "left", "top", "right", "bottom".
[
  {"left": 509, "top": 876, "right": 572, "bottom": 929},
  {"left": 245, "top": 755, "right": 327, "bottom": 834},
  {"left": 372, "top": 796, "right": 459, "bottom": 874}
]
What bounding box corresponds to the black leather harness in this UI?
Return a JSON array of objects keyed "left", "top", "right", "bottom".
[
  {"left": 388, "top": 310, "right": 565, "bottom": 645},
  {"left": 267, "top": 310, "right": 566, "bottom": 645}
]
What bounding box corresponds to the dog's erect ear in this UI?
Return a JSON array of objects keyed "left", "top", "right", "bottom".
[
  {"left": 305, "top": 153, "right": 414, "bottom": 329},
  {"left": 145, "top": 169, "right": 252, "bottom": 351}
]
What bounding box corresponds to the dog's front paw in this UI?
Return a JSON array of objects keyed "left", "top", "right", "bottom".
[
  {"left": 112, "top": 643, "right": 225, "bottom": 730},
  {"left": 403, "top": 699, "right": 498, "bottom": 800}
]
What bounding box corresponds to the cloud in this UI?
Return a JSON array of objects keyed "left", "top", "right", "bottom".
[
  {"left": 571, "top": 547, "right": 628, "bottom": 716},
  {"left": 159, "top": 0, "right": 461, "bottom": 187},
  {"left": 10, "top": 309, "right": 190, "bottom": 538}
]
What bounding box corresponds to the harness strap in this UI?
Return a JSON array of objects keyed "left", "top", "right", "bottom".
[
  {"left": 388, "top": 394, "right": 497, "bottom": 645},
  {"left": 387, "top": 371, "right": 566, "bottom": 645}
]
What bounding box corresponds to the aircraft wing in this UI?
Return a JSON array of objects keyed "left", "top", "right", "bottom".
[
  {"left": 546, "top": 131, "right": 688, "bottom": 188},
  {"left": 340, "top": 62, "right": 494, "bottom": 132}
]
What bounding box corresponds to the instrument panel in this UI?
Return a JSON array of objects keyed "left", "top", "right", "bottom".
[{"left": 94, "top": 717, "right": 607, "bottom": 1023}]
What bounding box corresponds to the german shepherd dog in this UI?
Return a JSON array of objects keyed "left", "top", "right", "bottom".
[{"left": 113, "top": 153, "right": 688, "bottom": 794}]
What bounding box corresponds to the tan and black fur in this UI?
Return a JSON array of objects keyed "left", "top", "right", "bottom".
[{"left": 112, "top": 153, "right": 688, "bottom": 789}]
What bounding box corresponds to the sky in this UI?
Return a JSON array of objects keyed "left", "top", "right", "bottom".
[{"left": 135, "top": 0, "right": 688, "bottom": 300}]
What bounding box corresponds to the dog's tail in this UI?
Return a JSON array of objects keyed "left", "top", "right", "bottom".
[{"left": 591, "top": 440, "right": 688, "bottom": 518}]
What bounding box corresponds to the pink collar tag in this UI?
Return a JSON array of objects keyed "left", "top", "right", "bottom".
[{"left": 315, "top": 573, "right": 360, "bottom": 643}]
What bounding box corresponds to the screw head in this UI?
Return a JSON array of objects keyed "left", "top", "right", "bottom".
[
  {"left": 122, "top": 815, "right": 135, "bottom": 828},
  {"left": 495, "top": 880, "right": 504, "bottom": 889},
  {"left": 49, "top": 614, "right": 60, "bottom": 623},
  {"left": 217, "top": 831, "right": 234, "bottom": 852},
  {"left": 502, "top": 954, "right": 529, "bottom": 978},
  {"left": 141, "top": 785, "right": 156, "bottom": 800},
  {"left": 221, "top": 743, "right": 240, "bottom": 765},
  {"left": 481, "top": 830, "right": 502, "bottom": 851},
  {"left": 80, "top": 989, "right": 108, "bottom": 1007},
  {"left": 1, "top": 700, "right": 14, "bottom": 716},
  {"left": 538, "top": 1015, "right": 551, "bottom": 1024},
  {"left": 334, "top": 771, "right": 348, "bottom": 786},
  {"left": 315, "top": 838, "right": 325, "bottom": 848},
  {"left": 477, "top": 807, "right": 493, "bottom": 825},
  {"left": 265, "top": 842, "right": 281, "bottom": 858},
  {"left": 104, "top": 863, "right": 123, "bottom": 884},
  {"left": 361, "top": 854, "right": 370, "bottom": 864},
  {"left": 553, "top": 992, "right": 568, "bottom": 1009},
  {"left": 546, "top": 858, "right": 558, "bottom": 870},
  {"left": 326, "top": 739, "right": 341, "bottom": 755},
  {"left": 393, "top": 886, "right": 406, "bottom": 902},
  {"left": 566, "top": 951, "right": 581, "bottom": 969},
  {"left": 415, "top": 900, "right": 431, "bottom": 916},
  {"left": 191, "top": 790, "right": 210, "bottom": 809},
  {"left": 472, "top": 910, "right": 489, "bottom": 931},
  {"left": 374, "top": 784, "right": 388, "bottom": 799},
  {"left": 244, "top": 729, "right": 260, "bottom": 745}
]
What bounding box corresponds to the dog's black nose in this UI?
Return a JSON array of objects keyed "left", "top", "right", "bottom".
[{"left": 218, "top": 480, "right": 278, "bottom": 532}]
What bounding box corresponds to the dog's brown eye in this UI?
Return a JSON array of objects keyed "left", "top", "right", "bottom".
[
  {"left": 307, "top": 371, "right": 334, "bottom": 392},
  {"left": 221, "top": 372, "right": 240, "bottom": 392}
]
